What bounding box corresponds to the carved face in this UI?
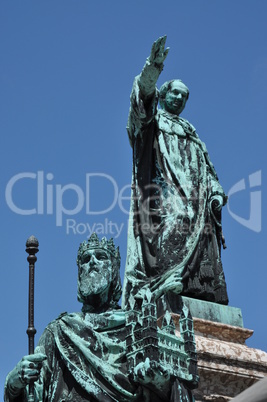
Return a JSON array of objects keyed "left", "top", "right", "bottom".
[
  {"left": 78, "top": 248, "right": 113, "bottom": 303},
  {"left": 164, "top": 81, "right": 188, "bottom": 115}
]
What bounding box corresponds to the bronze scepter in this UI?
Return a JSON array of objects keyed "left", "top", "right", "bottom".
[{"left": 25, "top": 235, "right": 39, "bottom": 401}]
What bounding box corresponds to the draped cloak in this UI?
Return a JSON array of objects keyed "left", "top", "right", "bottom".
[
  {"left": 4, "top": 311, "right": 195, "bottom": 402},
  {"left": 122, "top": 78, "right": 228, "bottom": 307},
  {"left": 5, "top": 311, "right": 137, "bottom": 402}
]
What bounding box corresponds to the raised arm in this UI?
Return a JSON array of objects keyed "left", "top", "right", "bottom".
[
  {"left": 138, "top": 36, "right": 169, "bottom": 99},
  {"left": 127, "top": 37, "right": 169, "bottom": 145}
]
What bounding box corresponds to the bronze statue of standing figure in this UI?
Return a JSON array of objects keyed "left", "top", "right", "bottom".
[{"left": 122, "top": 36, "right": 228, "bottom": 307}]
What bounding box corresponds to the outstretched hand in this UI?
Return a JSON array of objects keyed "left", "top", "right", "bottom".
[
  {"left": 138, "top": 35, "right": 169, "bottom": 97},
  {"left": 149, "top": 36, "right": 169, "bottom": 66},
  {"left": 7, "top": 353, "right": 47, "bottom": 391}
]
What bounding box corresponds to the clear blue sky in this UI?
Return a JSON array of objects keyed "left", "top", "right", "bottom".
[{"left": 1, "top": 1, "right": 266, "bottom": 394}]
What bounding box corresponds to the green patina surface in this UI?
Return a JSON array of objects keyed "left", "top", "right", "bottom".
[
  {"left": 5, "top": 233, "right": 198, "bottom": 402},
  {"left": 5, "top": 35, "right": 233, "bottom": 402},
  {"left": 122, "top": 36, "right": 229, "bottom": 308},
  {"left": 181, "top": 296, "right": 243, "bottom": 327}
]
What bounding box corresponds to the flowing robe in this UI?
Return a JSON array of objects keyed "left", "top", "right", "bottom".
[
  {"left": 5, "top": 311, "right": 138, "bottom": 402},
  {"left": 35, "top": 311, "right": 135, "bottom": 402},
  {"left": 122, "top": 78, "right": 228, "bottom": 307},
  {"left": 5, "top": 310, "right": 195, "bottom": 402}
]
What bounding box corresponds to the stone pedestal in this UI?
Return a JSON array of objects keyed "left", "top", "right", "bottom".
[{"left": 158, "top": 295, "right": 267, "bottom": 401}]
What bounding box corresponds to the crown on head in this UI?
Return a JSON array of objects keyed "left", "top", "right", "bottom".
[{"left": 77, "top": 233, "right": 120, "bottom": 262}]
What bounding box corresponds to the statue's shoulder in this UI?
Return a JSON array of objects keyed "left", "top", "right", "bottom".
[
  {"left": 156, "top": 109, "right": 174, "bottom": 128},
  {"left": 56, "top": 311, "right": 69, "bottom": 320},
  {"left": 43, "top": 311, "right": 83, "bottom": 338},
  {"left": 179, "top": 117, "right": 196, "bottom": 133},
  {"left": 44, "top": 311, "right": 69, "bottom": 330},
  {"left": 157, "top": 110, "right": 195, "bottom": 128},
  {"left": 157, "top": 108, "right": 168, "bottom": 121}
]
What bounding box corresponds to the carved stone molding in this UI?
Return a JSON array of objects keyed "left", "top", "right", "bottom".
[{"left": 168, "top": 314, "right": 267, "bottom": 401}]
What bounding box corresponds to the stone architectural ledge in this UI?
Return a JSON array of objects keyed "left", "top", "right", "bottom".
[
  {"left": 161, "top": 313, "right": 267, "bottom": 401},
  {"left": 192, "top": 318, "right": 253, "bottom": 344},
  {"left": 173, "top": 315, "right": 253, "bottom": 344},
  {"left": 170, "top": 315, "right": 267, "bottom": 370}
]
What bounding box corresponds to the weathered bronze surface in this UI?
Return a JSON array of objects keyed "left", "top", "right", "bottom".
[
  {"left": 122, "top": 36, "right": 228, "bottom": 308},
  {"left": 4, "top": 35, "right": 232, "bottom": 401},
  {"left": 5, "top": 234, "right": 198, "bottom": 401}
]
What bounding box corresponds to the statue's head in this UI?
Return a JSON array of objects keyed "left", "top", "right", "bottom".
[
  {"left": 76, "top": 233, "right": 122, "bottom": 311},
  {"left": 159, "top": 79, "right": 189, "bottom": 116}
]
